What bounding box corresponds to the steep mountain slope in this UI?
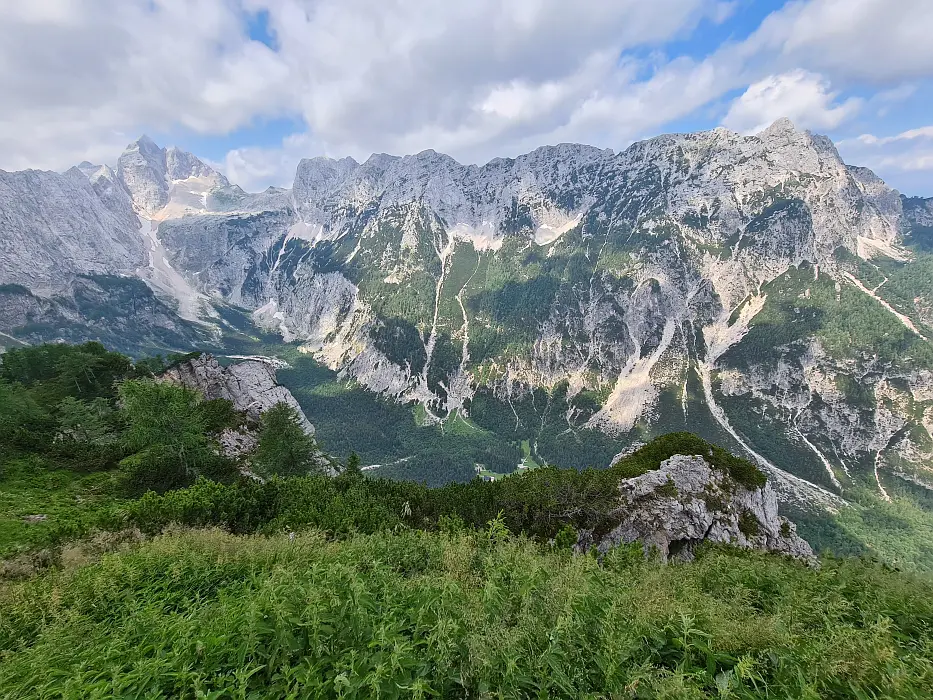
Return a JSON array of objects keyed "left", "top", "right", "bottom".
[
  {"left": 0, "top": 165, "right": 143, "bottom": 296},
  {"left": 0, "top": 121, "right": 931, "bottom": 508}
]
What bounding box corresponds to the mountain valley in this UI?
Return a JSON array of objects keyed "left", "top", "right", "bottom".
[{"left": 2, "top": 120, "right": 932, "bottom": 521}]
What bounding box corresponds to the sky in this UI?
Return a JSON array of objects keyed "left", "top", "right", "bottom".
[{"left": 2, "top": 0, "right": 933, "bottom": 195}]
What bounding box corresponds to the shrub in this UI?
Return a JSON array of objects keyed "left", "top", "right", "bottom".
[
  {"left": 118, "top": 380, "right": 233, "bottom": 494},
  {"left": 252, "top": 403, "right": 320, "bottom": 478},
  {"left": 613, "top": 432, "right": 767, "bottom": 489},
  {"left": 654, "top": 477, "right": 679, "bottom": 498},
  {"left": 1, "top": 528, "right": 931, "bottom": 699},
  {"left": 739, "top": 510, "right": 761, "bottom": 537}
]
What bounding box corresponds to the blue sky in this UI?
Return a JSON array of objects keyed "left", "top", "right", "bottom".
[{"left": 2, "top": 1, "right": 933, "bottom": 195}]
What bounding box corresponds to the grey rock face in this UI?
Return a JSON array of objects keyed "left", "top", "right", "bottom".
[
  {"left": 579, "top": 455, "right": 814, "bottom": 562},
  {"left": 2, "top": 121, "right": 931, "bottom": 508},
  {"left": 0, "top": 168, "right": 145, "bottom": 296},
  {"left": 116, "top": 136, "right": 234, "bottom": 217},
  {"left": 160, "top": 353, "right": 314, "bottom": 435},
  {"left": 0, "top": 275, "right": 208, "bottom": 356},
  {"left": 218, "top": 428, "right": 258, "bottom": 459},
  {"left": 116, "top": 135, "right": 171, "bottom": 214},
  {"left": 903, "top": 195, "right": 933, "bottom": 229}
]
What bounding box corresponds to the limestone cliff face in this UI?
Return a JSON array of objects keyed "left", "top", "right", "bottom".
[
  {"left": 0, "top": 167, "right": 145, "bottom": 297},
  {"left": 1, "top": 121, "right": 931, "bottom": 508},
  {"left": 160, "top": 354, "right": 314, "bottom": 435},
  {"left": 578, "top": 454, "right": 814, "bottom": 562}
]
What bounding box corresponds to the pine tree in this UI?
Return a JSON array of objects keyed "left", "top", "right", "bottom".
[{"left": 253, "top": 402, "right": 319, "bottom": 478}]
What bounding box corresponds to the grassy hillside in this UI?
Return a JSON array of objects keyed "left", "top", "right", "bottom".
[
  {"left": 2, "top": 528, "right": 932, "bottom": 698},
  {"left": 1, "top": 341, "right": 933, "bottom": 696}
]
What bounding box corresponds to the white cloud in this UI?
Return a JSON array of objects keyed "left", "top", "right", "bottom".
[
  {"left": 226, "top": 0, "right": 933, "bottom": 187},
  {"left": 248, "top": 0, "right": 729, "bottom": 161},
  {"left": 751, "top": 0, "right": 933, "bottom": 83},
  {"left": 2, "top": 0, "right": 933, "bottom": 193},
  {"left": 0, "top": 0, "right": 739, "bottom": 179},
  {"left": 0, "top": 0, "right": 293, "bottom": 172},
  {"left": 839, "top": 126, "right": 933, "bottom": 172},
  {"left": 722, "top": 70, "right": 861, "bottom": 134},
  {"left": 218, "top": 132, "right": 325, "bottom": 191}
]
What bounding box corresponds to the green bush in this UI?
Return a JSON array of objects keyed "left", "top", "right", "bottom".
[
  {"left": 739, "top": 510, "right": 761, "bottom": 538},
  {"left": 252, "top": 402, "right": 320, "bottom": 478},
  {"left": 613, "top": 432, "right": 767, "bottom": 489},
  {"left": 124, "top": 432, "right": 767, "bottom": 545},
  {"left": 118, "top": 380, "right": 236, "bottom": 494}
]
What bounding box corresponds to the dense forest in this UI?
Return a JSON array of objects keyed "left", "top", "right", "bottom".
[{"left": 1, "top": 342, "right": 932, "bottom": 697}]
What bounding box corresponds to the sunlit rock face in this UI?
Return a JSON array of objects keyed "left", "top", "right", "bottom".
[
  {"left": 577, "top": 454, "right": 814, "bottom": 562},
  {"left": 2, "top": 120, "right": 932, "bottom": 507},
  {"left": 159, "top": 353, "right": 314, "bottom": 435}
]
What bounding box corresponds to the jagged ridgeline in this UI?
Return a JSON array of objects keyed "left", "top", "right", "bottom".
[{"left": 1, "top": 120, "right": 932, "bottom": 511}]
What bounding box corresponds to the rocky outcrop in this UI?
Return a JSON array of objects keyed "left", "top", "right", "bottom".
[
  {"left": 160, "top": 354, "right": 314, "bottom": 435},
  {"left": 578, "top": 455, "right": 814, "bottom": 562}
]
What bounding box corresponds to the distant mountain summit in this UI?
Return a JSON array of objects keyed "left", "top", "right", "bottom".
[{"left": 1, "top": 120, "right": 931, "bottom": 506}]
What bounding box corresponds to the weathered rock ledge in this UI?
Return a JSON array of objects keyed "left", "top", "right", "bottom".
[
  {"left": 160, "top": 353, "right": 314, "bottom": 434},
  {"left": 578, "top": 454, "right": 814, "bottom": 562}
]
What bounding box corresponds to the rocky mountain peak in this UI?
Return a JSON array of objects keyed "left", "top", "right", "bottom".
[
  {"left": 75, "top": 161, "right": 102, "bottom": 178},
  {"left": 758, "top": 116, "right": 799, "bottom": 137},
  {"left": 133, "top": 134, "right": 163, "bottom": 155},
  {"left": 164, "top": 146, "right": 223, "bottom": 183},
  {"left": 117, "top": 136, "right": 170, "bottom": 214},
  {"left": 114, "top": 137, "right": 232, "bottom": 217}
]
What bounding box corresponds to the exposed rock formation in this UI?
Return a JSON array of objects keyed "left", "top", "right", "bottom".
[
  {"left": 0, "top": 275, "right": 207, "bottom": 355},
  {"left": 160, "top": 354, "right": 314, "bottom": 435},
  {"left": 2, "top": 122, "right": 932, "bottom": 508},
  {"left": 579, "top": 455, "right": 814, "bottom": 562},
  {"left": 0, "top": 166, "right": 144, "bottom": 297}
]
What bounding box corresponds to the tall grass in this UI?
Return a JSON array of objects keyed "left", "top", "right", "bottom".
[{"left": 1, "top": 526, "right": 931, "bottom": 698}]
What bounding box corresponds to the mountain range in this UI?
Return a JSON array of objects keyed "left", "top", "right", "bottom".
[{"left": 1, "top": 119, "right": 931, "bottom": 510}]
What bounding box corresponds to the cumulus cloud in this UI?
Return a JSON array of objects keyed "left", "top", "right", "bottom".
[
  {"left": 217, "top": 132, "right": 326, "bottom": 190},
  {"left": 0, "top": 0, "right": 293, "bottom": 171},
  {"left": 722, "top": 70, "right": 861, "bottom": 134},
  {"left": 219, "top": 0, "right": 933, "bottom": 188},
  {"left": 2, "top": 0, "right": 933, "bottom": 192},
  {"left": 837, "top": 127, "right": 933, "bottom": 186},
  {"left": 214, "top": 0, "right": 739, "bottom": 187},
  {"left": 750, "top": 0, "right": 933, "bottom": 83}
]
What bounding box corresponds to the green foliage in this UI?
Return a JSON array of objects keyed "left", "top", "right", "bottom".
[
  {"left": 118, "top": 380, "right": 235, "bottom": 494},
  {"left": 0, "top": 455, "right": 125, "bottom": 559},
  {"left": 274, "top": 353, "right": 519, "bottom": 485},
  {"left": 125, "top": 432, "right": 764, "bottom": 546},
  {"left": 252, "top": 402, "right": 320, "bottom": 478},
  {"left": 197, "top": 397, "right": 242, "bottom": 433},
  {"left": 0, "top": 380, "right": 54, "bottom": 451},
  {"left": 344, "top": 451, "right": 362, "bottom": 475},
  {"left": 613, "top": 432, "right": 766, "bottom": 489},
  {"left": 738, "top": 511, "right": 761, "bottom": 538},
  {"left": 2, "top": 528, "right": 932, "bottom": 698},
  {"left": 55, "top": 397, "right": 117, "bottom": 445},
  {"left": 725, "top": 260, "right": 933, "bottom": 372},
  {"left": 0, "top": 341, "right": 133, "bottom": 404},
  {"left": 655, "top": 476, "right": 679, "bottom": 498},
  {"left": 554, "top": 523, "right": 578, "bottom": 550},
  {"left": 132, "top": 351, "right": 203, "bottom": 377}
]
